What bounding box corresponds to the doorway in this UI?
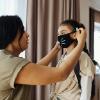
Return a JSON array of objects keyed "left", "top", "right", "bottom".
[
  {"left": 89, "top": 8, "right": 100, "bottom": 74},
  {"left": 89, "top": 8, "right": 100, "bottom": 100}
]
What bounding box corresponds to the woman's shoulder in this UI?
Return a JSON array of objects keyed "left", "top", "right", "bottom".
[
  {"left": 0, "top": 50, "right": 30, "bottom": 70},
  {"left": 10, "top": 56, "right": 30, "bottom": 69}
]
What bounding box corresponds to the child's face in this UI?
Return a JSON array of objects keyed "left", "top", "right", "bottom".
[
  {"left": 58, "top": 25, "right": 74, "bottom": 36},
  {"left": 57, "top": 25, "right": 77, "bottom": 48}
]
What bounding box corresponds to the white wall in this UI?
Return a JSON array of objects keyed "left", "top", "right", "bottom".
[
  {"left": 0, "top": 0, "right": 27, "bottom": 28},
  {"left": 90, "top": 0, "right": 100, "bottom": 11},
  {"left": 80, "top": 0, "right": 90, "bottom": 49},
  {"left": 80, "top": 0, "right": 100, "bottom": 49}
]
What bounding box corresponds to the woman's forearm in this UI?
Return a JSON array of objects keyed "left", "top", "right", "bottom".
[
  {"left": 58, "top": 28, "right": 86, "bottom": 79},
  {"left": 58, "top": 41, "right": 85, "bottom": 80},
  {"left": 37, "top": 43, "right": 60, "bottom": 66}
]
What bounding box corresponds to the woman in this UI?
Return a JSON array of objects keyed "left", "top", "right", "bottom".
[
  {"left": 0, "top": 16, "right": 86, "bottom": 100},
  {"left": 50, "top": 20, "right": 95, "bottom": 100}
]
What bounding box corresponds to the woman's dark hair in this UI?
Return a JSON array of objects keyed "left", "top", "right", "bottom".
[{"left": 0, "top": 15, "right": 25, "bottom": 49}]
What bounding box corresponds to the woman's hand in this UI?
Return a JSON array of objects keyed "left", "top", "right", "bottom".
[
  {"left": 37, "top": 41, "right": 61, "bottom": 66},
  {"left": 76, "top": 28, "right": 87, "bottom": 46},
  {"left": 54, "top": 41, "right": 61, "bottom": 51}
]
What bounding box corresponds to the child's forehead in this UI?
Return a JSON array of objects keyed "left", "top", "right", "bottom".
[{"left": 58, "top": 25, "right": 73, "bottom": 32}]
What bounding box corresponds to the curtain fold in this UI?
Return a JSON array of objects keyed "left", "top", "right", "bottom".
[
  {"left": 26, "top": 0, "right": 80, "bottom": 99},
  {"left": 26, "top": 0, "right": 37, "bottom": 62}
]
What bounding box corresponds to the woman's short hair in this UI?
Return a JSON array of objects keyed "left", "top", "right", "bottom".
[{"left": 0, "top": 15, "right": 24, "bottom": 49}]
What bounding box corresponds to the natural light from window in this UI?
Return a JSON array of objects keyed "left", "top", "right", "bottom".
[
  {"left": 94, "top": 22, "right": 100, "bottom": 74},
  {"left": 0, "top": 0, "right": 27, "bottom": 58}
]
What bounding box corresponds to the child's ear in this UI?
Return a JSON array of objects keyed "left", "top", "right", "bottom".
[
  {"left": 70, "top": 33, "right": 77, "bottom": 39},
  {"left": 73, "top": 33, "right": 77, "bottom": 39}
]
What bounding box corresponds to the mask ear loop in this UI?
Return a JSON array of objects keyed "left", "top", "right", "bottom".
[{"left": 61, "top": 47, "right": 63, "bottom": 55}]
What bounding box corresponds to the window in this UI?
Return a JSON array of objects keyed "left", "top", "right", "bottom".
[
  {"left": 94, "top": 22, "right": 100, "bottom": 74},
  {"left": 0, "top": 0, "right": 27, "bottom": 58}
]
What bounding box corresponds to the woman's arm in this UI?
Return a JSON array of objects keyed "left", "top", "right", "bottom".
[
  {"left": 15, "top": 28, "right": 86, "bottom": 85},
  {"left": 80, "top": 76, "right": 92, "bottom": 100},
  {"left": 37, "top": 42, "right": 61, "bottom": 66}
]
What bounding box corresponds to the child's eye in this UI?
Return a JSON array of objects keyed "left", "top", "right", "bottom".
[{"left": 61, "top": 31, "right": 67, "bottom": 35}]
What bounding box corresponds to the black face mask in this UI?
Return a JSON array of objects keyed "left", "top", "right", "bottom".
[{"left": 58, "top": 33, "right": 75, "bottom": 48}]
